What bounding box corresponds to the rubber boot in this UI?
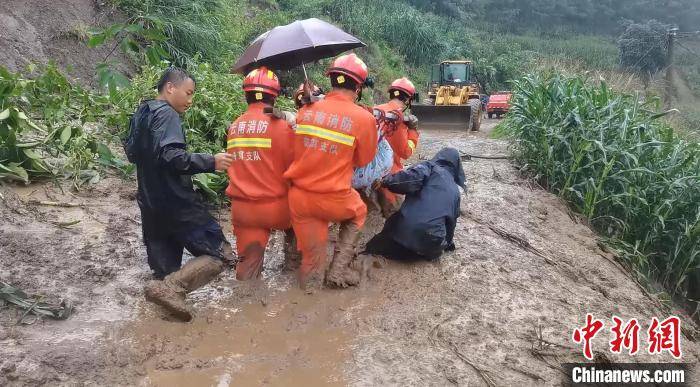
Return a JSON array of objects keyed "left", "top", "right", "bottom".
[
  {"left": 221, "top": 240, "right": 237, "bottom": 269},
  {"left": 325, "top": 222, "right": 362, "bottom": 288},
  {"left": 300, "top": 267, "right": 324, "bottom": 294},
  {"left": 283, "top": 229, "right": 302, "bottom": 272},
  {"left": 298, "top": 243, "right": 326, "bottom": 294},
  {"left": 236, "top": 243, "right": 266, "bottom": 281},
  {"left": 144, "top": 255, "right": 225, "bottom": 321}
]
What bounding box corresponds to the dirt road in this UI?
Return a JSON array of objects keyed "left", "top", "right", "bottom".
[{"left": 1, "top": 119, "right": 698, "bottom": 386}]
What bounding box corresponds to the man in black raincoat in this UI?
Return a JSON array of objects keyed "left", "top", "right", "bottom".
[
  {"left": 125, "top": 67, "right": 235, "bottom": 321},
  {"left": 365, "top": 147, "right": 465, "bottom": 261}
]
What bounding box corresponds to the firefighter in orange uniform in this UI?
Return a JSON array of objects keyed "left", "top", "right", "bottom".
[
  {"left": 225, "top": 67, "right": 296, "bottom": 280},
  {"left": 374, "top": 78, "right": 420, "bottom": 217},
  {"left": 284, "top": 53, "right": 378, "bottom": 291}
]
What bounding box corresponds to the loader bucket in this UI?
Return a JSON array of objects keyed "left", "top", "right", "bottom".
[{"left": 411, "top": 104, "right": 472, "bottom": 131}]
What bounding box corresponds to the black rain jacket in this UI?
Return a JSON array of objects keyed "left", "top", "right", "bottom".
[
  {"left": 366, "top": 147, "right": 465, "bottom": 260},
  {"left": 133, "top": 100, "right": 215, "bottom": 232}
]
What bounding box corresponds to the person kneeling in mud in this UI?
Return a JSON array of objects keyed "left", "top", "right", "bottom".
[
  {"left": 364, "top": 148, "right": 465, "bottom": 261},
  {"left": 126, "top": 67, "right": 236, "bottom": 321}
]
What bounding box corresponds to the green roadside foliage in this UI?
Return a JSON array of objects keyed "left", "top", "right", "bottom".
[
  {"left": 504, "top": 72, "right": 700, "bottom": 299},
  {"left": 0, "top": 64, "right": 127, "bottom": 186}
]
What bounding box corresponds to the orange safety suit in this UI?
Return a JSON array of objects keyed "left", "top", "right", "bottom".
[
  {"left": 374, "top": 99, "right": 420, "bottom": 207},
  {"left": 225, "top": 102, "right": 295, "bottom": 280},
  {"left": 283, "top": 90, "right": 378, "bottom": 282}
]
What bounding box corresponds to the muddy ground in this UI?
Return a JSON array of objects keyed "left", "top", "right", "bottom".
[{"left": 1, "top": 119, "right": 699, "bottom": 386}]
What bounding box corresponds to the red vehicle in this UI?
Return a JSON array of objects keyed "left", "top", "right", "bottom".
[{"left": 486, "top": 92, "right": 512, "bottom": 119}]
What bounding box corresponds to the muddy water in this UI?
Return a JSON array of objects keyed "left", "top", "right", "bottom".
[{"left": 127, "top": 273, "right": 382, "bottom": 387}]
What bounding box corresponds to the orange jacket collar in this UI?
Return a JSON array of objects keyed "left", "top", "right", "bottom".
[
  {"left": 386, "top": 99, "right": 406, "bottom": 110},
  {"left": 325, "top": 90, "right": 356, "bottom": 103},
  {"left": 246, "top": 102, "right": 272, "bottom": 113}
]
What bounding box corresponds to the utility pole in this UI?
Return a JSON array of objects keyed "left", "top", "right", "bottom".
[{"left": 665, "top": 26, "right": 678, "bottom": 109}]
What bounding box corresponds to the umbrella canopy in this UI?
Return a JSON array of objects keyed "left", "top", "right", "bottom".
[{"left": 232, "top": 18, "right": 365, "bottom": 73}]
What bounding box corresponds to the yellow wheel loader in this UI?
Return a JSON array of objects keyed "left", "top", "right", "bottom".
[{"left": 412, "top": 60, "right": 483, "bottom": 131}]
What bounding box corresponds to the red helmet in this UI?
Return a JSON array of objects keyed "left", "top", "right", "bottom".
[
  {"left": 326, "top": 53, "right": 368, "bottom": 85},
  {"left": 242, "top": 66, "right": 281, "bottom": 97},
  {"left": 388, "top": 77, "right": 416, "bottom": 99}
]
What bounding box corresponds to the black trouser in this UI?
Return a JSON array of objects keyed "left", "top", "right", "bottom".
[
  {"left": 140, "top": 207, "right": 227, "bottom": 279},
  {"left": 365, "top": 233, "right": 442, "bottom": 262}
]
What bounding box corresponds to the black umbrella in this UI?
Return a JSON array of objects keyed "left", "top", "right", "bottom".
[{"left": 231, "top": 18, "right": 365, "bottom": 74}]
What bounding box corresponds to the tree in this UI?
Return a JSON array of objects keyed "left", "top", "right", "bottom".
[{"left": 618, "top": 20, "right": 669, "bottom": 84}]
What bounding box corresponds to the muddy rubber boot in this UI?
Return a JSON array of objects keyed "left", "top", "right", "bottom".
[
  {"left": 144, "top": 255, "right": 225, "bottom": 321},
  {"left": 325, "top": 222, "right": 362, "bottom": 288},
  {"left": 298, "top": 242, "right": 327, "bottom": 294},
  {"left": 300, "top": 269, "right": 324, "bottom": 295},
  {"left": 221, "top": 240, "right": 238, "bottom": 269},
  {"left": 283, "top": 229, "right": 302, "bottom": 272},
  {"left": 236, "top": 243, "right": 266, "bottom": 281}
]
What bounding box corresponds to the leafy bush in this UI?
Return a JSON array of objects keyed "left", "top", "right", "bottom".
[
  {"left": 618, "top": 20, "right": 669, "bottom": 78},
  {"left": 0, "top": 65, "right": 126, "bottom": 184},
  {"left": 505, "top": 73, "right": 700, "bottom": 297}
]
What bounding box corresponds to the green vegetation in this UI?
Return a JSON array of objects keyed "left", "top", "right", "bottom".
[
  {"left": 96, "top": 0, "right": 623, "bottom": 94},
  {"left": 6, "top": 0, "right": 697, "bottom": 185},
  {"left": 278, "top": 0, "right": 620, "bottom": 92},
  {"left": 107, "top": 0, "right": 233, "bottom": 66},
  {"left": 0, "top": 64, "right": 127, "bottom": 185},
  {"left": 1, "top": 281, "right": 73, "bottom": 322},
  {"left": 504, "top": 73, "right": 699, "bottom": 297},
  {"left": 0, "top": 61, "right": 252, "bottom": 188},
  {"left": 5, "top": 0, "right": 698, "bottom": 185},
  {"left": 409, "top": 0, "right": 700, "bottom": 35}
]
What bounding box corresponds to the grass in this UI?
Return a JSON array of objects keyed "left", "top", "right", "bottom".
[
  {"left": 508, "top": 34, "right": 619, "bottom": 70},
  {"left": 109, "top": 0, "right": 234, "bottom": 68},
  {"left": 504, "top": 72, "right": 700, "bottom": 299}
]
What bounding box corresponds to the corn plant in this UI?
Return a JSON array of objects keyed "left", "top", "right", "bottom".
[{"left": 505, "top": 72, "right": 700, "bottom": 298}]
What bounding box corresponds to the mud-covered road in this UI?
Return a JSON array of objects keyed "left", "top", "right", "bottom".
[{"left": 1, "top": 119, "right": 698, "bottom": 386}]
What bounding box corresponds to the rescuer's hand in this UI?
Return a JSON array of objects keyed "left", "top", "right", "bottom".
[
  {"left": 214, "top": 153, "right": 235, "bottom": 171},
  {"left": 405, "top": 114, "right": 419, "bottom": 129}
]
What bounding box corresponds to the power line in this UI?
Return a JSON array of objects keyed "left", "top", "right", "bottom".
[
  {"left": 677, "top": 31, "right": 700, "bottom": 38},
  {"left": 675, "top": 41, "right": 700, "bottom": 60},
  {"left": 630, "top": 43, "right": 660, "bottom": 69}
]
